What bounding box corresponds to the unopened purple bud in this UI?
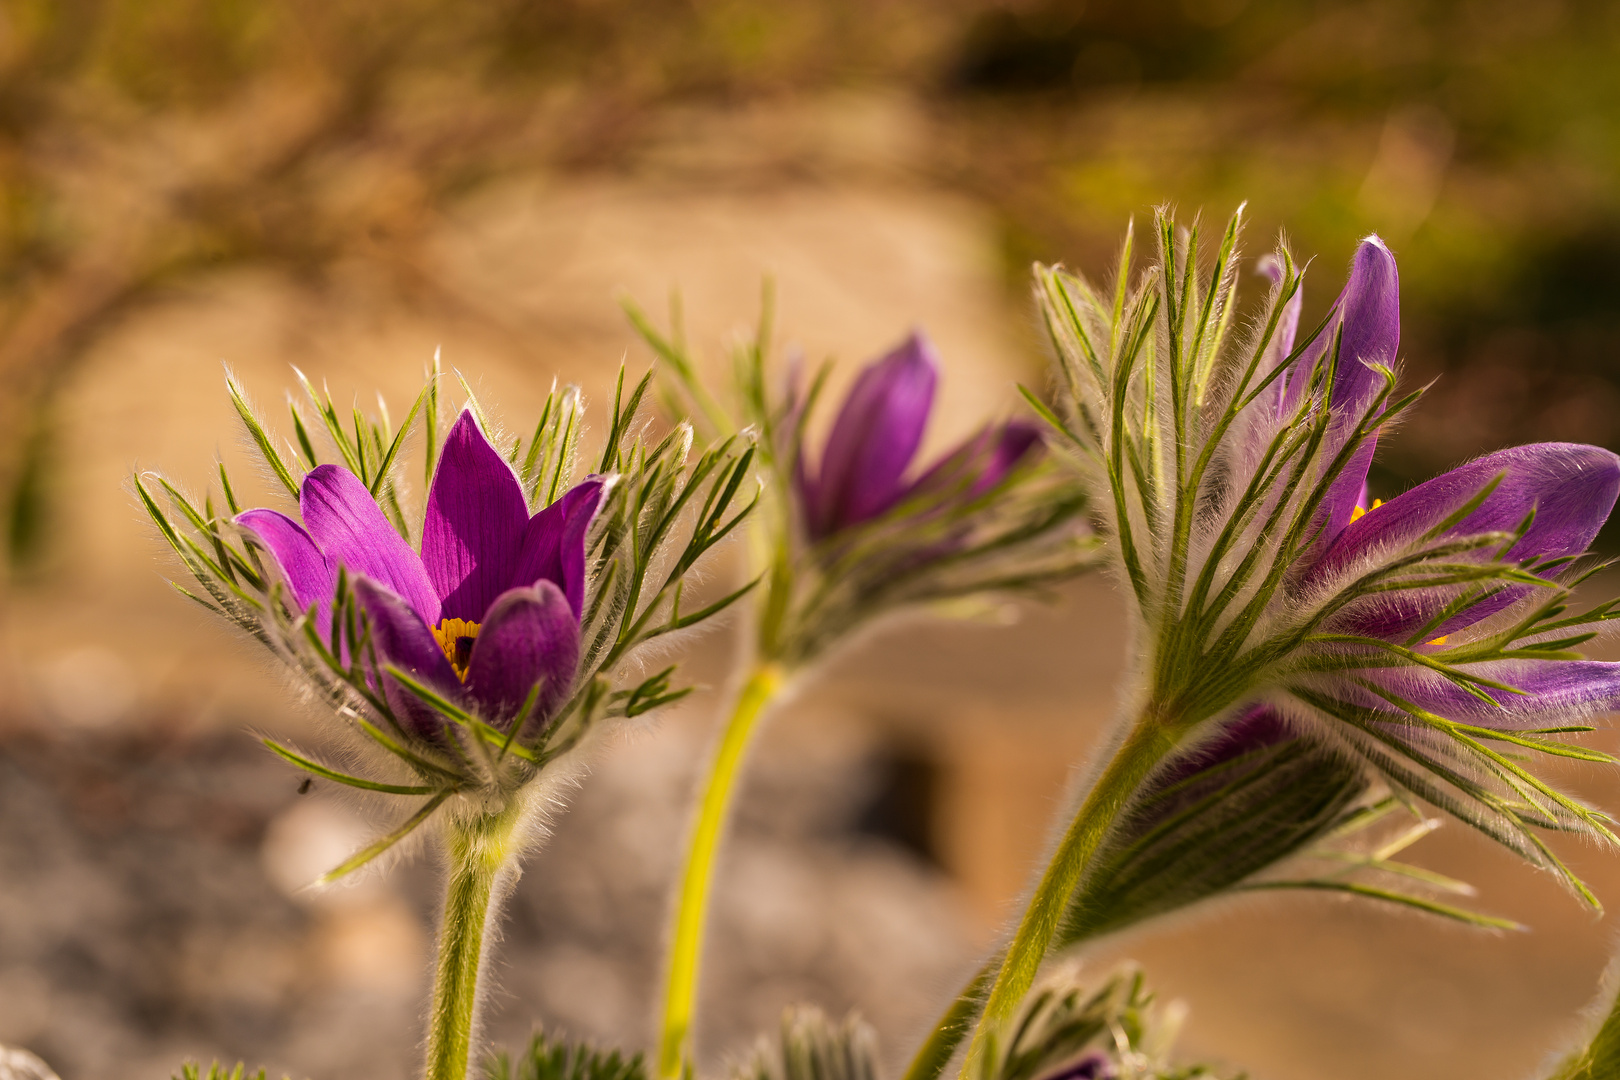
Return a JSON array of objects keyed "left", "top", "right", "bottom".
[{"left": 798, "top": 332, "right": 938, "bottom": 539}]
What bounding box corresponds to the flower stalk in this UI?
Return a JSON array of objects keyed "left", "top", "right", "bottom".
[
  {"left": 898, "top": 962, "right": 993, "bottom": 1080},
  {"left": 635, "top": 293, "right": 1096, "bottom": 1080},
  {"left": 426, "top": 801, "right": 524, "bottom": 1080},
  {"left": 658, "top": 661, "right": 785, "bottom": 1080},
  {"left": 963, "top": 709, "right": 1182, "bottom": 1074}
]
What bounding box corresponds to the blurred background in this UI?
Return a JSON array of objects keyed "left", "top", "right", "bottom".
[{"left": 3, "top": 1, "right": 1620, "bottom": 1078}]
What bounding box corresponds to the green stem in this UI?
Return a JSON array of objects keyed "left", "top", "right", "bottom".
[
  {"left": 658, "top": 662, "right": 785, "bottom": 1080},
  {"left": 962, "top": 711, "right": 1179, "bottom": 1078},
  {"left": 425, "top": 802, "right": 522, "bottom": 1080},
  {"left": 900, "top": 961, "right": 995, "bottom": 1080}
]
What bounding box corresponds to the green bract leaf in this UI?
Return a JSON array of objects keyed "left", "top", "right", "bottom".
[
  {"left": 172, "top": 1063, "right": 278, "bottom": 1080},
  {"left": 980, "top": 965, "right": 1231, "bottom": 1080},
  {"left": 731, "top": 1007, "right": 880, "bottom": 1080},
  {"left": 1059, "top": 731, "right": 1368, "bottom": 946},
  {"left": 485, "top": 1031, "right": 646, "bottom": 1080}
]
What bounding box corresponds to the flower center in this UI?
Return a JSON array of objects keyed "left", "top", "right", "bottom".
[
  {"left": 1350, "top": 498, "right": 1384, "bottom": 523},
  {"left": 433, "top": 618, "right": 480, "bottom": 681}
]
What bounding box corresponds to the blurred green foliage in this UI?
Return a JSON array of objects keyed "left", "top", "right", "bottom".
[
  {"left": 3, "top": 0, "right": 1619, "bottom": 570},
  {"left": 942, "top": 0, "right": 1620, "bottom": 498}
]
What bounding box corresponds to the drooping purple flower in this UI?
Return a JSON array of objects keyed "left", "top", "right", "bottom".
[
  {"left": 795, "top": 331, "right": 1043, "bottom": 542},
  {"left": 1040, "top": 218, "right": 1620, "bottom": 925},
  {"left": 237, "top": 409, "right": 602, "bottom": 740},
  {"left": 1060, "top": 702, "right": 1370, "bottom": 944}
]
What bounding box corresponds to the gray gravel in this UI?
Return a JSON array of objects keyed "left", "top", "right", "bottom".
[{"left": 0, "top": 720, "right": 976, "bottom": 1080}]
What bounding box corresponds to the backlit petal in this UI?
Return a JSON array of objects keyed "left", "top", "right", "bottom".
[
  {"left": 1283, "top": 236, "right": 1401, "bottom": 416},
  {"left": 422, "top": 410, "right": 531, "bottom": 623},
  {"left": 1369, "top": 660, "right": 1620, "bottom": 731},
  {"left": 352, "top": 576, "right": 461, "bottom": 742},
  {"left": 235, "top": 508, "right": 334, "bottom": 614},
  {"left": 514, "top": 478, "right": 604, "bottom": 618},
  {"left": 1255, "top": 253, "right": 1304, "bottom": 419},
  {"left": 1317, "top": 443, "right": 1620, "bottom": 638},
  {"left": 806, "top": 332, "right": 937, "bottom": 538},
  {"left": 301, "top": 464, "right": 440, "bottom": 625},
  {"left": 463, "top": 580, "right": 579, "bottom": 735},
  {"left": 905, "top": 420, "right": 1043, "bottom": 506},
  {"left": 1286, "top": 238, "right": 1401, "bottom": 548}
]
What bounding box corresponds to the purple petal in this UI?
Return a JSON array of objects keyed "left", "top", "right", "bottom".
[
  {"left": 905, "top": 420, "right": 1043, "bottom": 505},
  {"left": 805, "top": 332, "right": 938, "bottom": 538},
  {"left": 1151, "top": 704, "right": 1294, "bottom": 791},
  {"left": 972, "top": 420, "right": 1044, "bottom": 496},
  {"left": 422, "top": 410, "right": 532, "bottom": 623},
  {"left": 463, "top": 580, "right": 579, "bottom": 734},
  {"left": 1320, "top": 438, "right": 1380, "bottom": 553},
  {"left": 514, "top": 478, "right": 604, "bottom": 619},
  {"left": 1356, "top": 661, "right": 1620, "bottom": 731},
  {"left": 1283, "top": 236, "right": 1401, "bottom": 416},
  {"left": 301, "top": 464, "right": 440, "bottom": 626},
  {"left": 235, "top": 508, "right": 335, "bottom": 614},
  {"left": 352, "top": 577, "right": 461, "bottom": 742},
  {"left": 1255, "top": 254, "right": 1304, "bottom": 419},
  {"left": 1286, "top": 238, "right": 1401, "bottom": 548},
  {"left": 1322, "top": 443, "right": 1620, "bottom": 570},
  {"left": 1317, "top": 443, "right": 1620, "bottom": 638}
]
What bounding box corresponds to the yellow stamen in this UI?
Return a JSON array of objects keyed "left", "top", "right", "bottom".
[
  {"left": 433, "top": 618, "right": 481, "bottom": 681},
  {"left": 1427, "top": 634, "right": 1449, "bottom": 647},
  {"left": 1350, "top": 497, "right": 1384, "bottom": 523}
]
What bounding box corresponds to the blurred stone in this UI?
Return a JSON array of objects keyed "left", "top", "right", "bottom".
[
  {"left": 0, "top": 714, "right": 980, "bottom": 1080},
  {"left": 0, "top": 1046, "right": 60, "bottom": 1080}
]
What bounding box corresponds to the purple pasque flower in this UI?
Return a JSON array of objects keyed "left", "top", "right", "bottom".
[
  {"left": 1039, "top": 210, "right": 1620, "bottom": 903},
  {"left": 237, "top": 409, "right": 602, "bottom": 741},
  {"left": 794, "top": 331, "right": 1042, "bottom": 542}
]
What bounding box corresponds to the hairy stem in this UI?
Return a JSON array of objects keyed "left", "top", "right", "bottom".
[
  {"left": 425, "top": 802, "right": 522, "bottom": 1080},
  {"left": 901, "top": 961, "right": 995, "bottom": 1080},
  {"left": 962, "top": 711, "right": 1179, "bottom": 1077},
  {"left": 658, "top": 662, "right": 786, "bottom": 1080}
]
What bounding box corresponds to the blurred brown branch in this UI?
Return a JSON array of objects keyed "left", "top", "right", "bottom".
[{"left": 0, "top": 0, "right": 950, "bottom": 575}]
